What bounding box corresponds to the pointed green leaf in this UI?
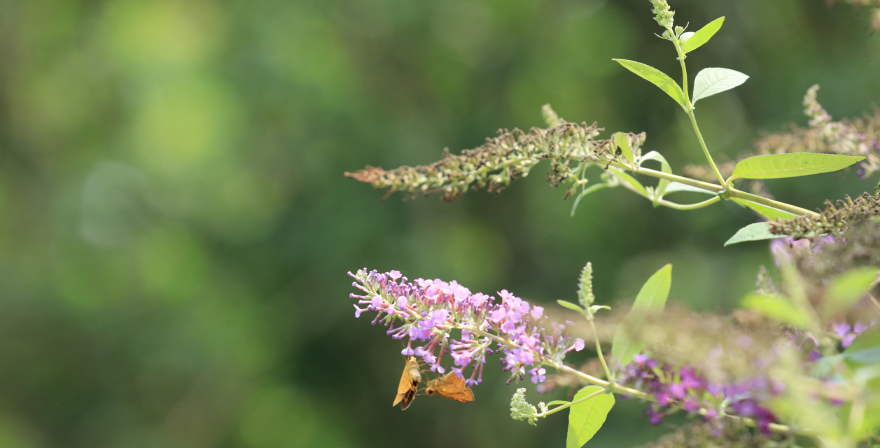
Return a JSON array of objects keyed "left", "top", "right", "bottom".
[
  {"left": 724, "top": 222, "right": 780, "bottom": 246},
  {"left": 571, "top": 183, "right": 612, "bottom": 217},
  {"left": 731, "top": 198, "right": 799, "bottom": 220},
  {"left": 664, "top": 181, "right": 715, "bottom": 196},
  {"left": 589, "top": 305, "right": 611, "bottom": 314},
  {"left": 741, "top": 293, "right": 814, "bottom": 329},
  {"left": 606, "top": 166, "right": 647, "bottom": 196},
  {"left": 692, "top": 68, "right": 748, "bottom": 104},
  {"left": 729, "top": 153, "right": 865, "bottom": 181},
  {"left": 566, "top": 386, "right": 615, "bottom": 448},
  {"left": 683, "top": 17, "right": 725, "bottom": 54},
  {"left": 613, "top": 132, "right": 635, "bottom": 167},
  {"left": 557, "top": 300, "right": 585, "bottom": 313},
  {"left": 613, "top": 59, "right": 687, "bottom": 111},
  {"left": 641, "top": 151, "right": 671, "bottom": 207},
  {"left": 611, "top": 264, "right": 672, "bottom": 366},
  {"left": 843, "top": 327, "right": 880, "bottom": 368},
  {"left": 822, "top": 267, "right": 880, "bottom": 318}
]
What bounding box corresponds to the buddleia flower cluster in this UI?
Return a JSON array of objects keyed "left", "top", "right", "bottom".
[
  {"left": 619, "top": 354, "right": 782, "bottom": 435},
  {"left": 349, "top": 269, "right": 585, "bottom": 386}
]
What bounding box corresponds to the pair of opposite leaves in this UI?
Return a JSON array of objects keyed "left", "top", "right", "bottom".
[{"left": 393, "top": 356, "right": 475, "bottom": 410}]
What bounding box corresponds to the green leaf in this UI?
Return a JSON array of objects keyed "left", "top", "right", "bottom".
[
  {"left": 843, "top": 327, "right": 880, "bottom": 368},
  {"left": 566, "top": 386, "right": 615, "bottom": 448},
  {"left": 683, "top": 17, "right": 725, "bottom": 54},
  {"left": 589, "top": 305, "right": 611, "bottom": 314},
  {"left": 859, "top": 400, "right": 880, "bottom": 439},
  {"left": 613, "top": 59, "right": 687, "bottom": 111},
  {"left": 692, "top": 68, "right": 748, "bottom": 104},
  {"left": 611, "top": 264, "right": 672, "bottom": 366},
  {"left": 546, "top": 400, "right": 571, "bottom": 407},
  {"left": 606, "top": 166, "right": 647, "bottom": 196},
  {"left": 724, "top": 222, "right": 780, "bottom": 246},
  {"left": 741, "top": 293, "right": 814, "bottom": 329},
  {"left": 663, "top": 181, "right": 716, "bottom": 196},
  {"left": 613, "top": 132, "right": 635, "bottom": 167},
  {"left": 728, "top": 153, "right": 865, "bottom": 181},
  {"left": 571, "top": 183, "right": 612, "bottom": 217},
  {"left": 557, "top": 299, "right": 585, "bottom": 313},
  {"left": 641, "top": 151, "right": 671, "bottom": 207},
  {"left": 822, "top": 267, "right": 879, "bottom": 318},
  {"left": 731, "top": 198, "right": 799, "bottom": 220}
]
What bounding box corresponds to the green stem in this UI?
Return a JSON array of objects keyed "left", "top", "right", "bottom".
[
  {"left": 606, "top": 161, "right": 722, "bottom": 192},
  {"left": 536, "top": 388, "right": 606, "bottom": 417},
  {"left": 604, "top": 160, "right": 820, "bottom": 217},
  {"left": 656, "top": 196, "right": 721, "bottom": 210},
  {"left": 686, "top": 111, "right": 727, "bottom": 187},
  {"left": 672, "top": 38, "right": 727, "bottom": 187},
  {"left": 551, "top": 362, "right": 653, "bottom": 401},
  {"left": 588, "top": 319, "right": 614, "bottom": 382},
  {"left": 726, "top": 188, "right": 820, "bottom": 217}
]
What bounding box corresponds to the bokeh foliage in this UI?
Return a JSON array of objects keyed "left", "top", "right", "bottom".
[{"left": 0, "top": 0, "right": 877, "bottom": 447}]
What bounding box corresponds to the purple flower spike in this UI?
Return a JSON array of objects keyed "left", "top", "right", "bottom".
[
  {"left": 529, "top": 367, "right": 546, "bottom": 384},
  {"left": 349, "top": 268, "right": 583, "bottom": 392},
  {"left": 618, "top": 354, "right": 779, "bottom": 433}
]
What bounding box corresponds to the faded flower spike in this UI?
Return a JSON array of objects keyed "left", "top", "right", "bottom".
[
  {"left": 349, "top": 269, "right": 584, "bottom": 385},
  {"left": 769, "top": 192, "right": 880, "bottom": 239},
  {"left": 344, "top": 119, "right": 606, "bottom": 202}
]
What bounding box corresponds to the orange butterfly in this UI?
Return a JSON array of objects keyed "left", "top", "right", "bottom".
[
  {"left": 425, "top": 371, "right": 475, "bottom": 403},
  {"left": 392, "top": 356, "right": 421, "bottom": 410}
]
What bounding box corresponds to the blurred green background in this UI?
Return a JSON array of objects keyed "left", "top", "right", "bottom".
[{"left": 0, "top": 0, "right": 877, "bottom": 446}]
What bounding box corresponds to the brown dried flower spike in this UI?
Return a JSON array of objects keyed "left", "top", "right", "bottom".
[
  {"left": 768, "top": 192, "right": 880, "bottom": 239},
  {"left": 344, "top": 106, "right": 642, "bottom": 202}
]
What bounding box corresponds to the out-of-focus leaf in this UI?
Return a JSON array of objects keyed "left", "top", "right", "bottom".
[
  {"left": 612, "top": 264, "right": 672, "bottom": 366},
  {"left": 843, "top": 327, "right": 880, "bottom": 368},
  {"left": 822, "top": 267, "right": 879, "bottom": 318},
  {"left": 741, "top": 293, "right": 814, "bottom": 329}
]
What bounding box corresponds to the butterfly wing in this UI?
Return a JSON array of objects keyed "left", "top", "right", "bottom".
[
  {"left": 427, "top": 372, "right": 474, "bottom": 403},
  {"left": 393, "top": 356, "right": 422, "bottom": 409}
]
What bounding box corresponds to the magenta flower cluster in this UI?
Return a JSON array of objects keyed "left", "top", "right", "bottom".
[
  {"left": 619, "top": 354, "right": 781, "bottom": 435},
  {"left": 349, "top": 269, "right": 584, "bottom": 386}
]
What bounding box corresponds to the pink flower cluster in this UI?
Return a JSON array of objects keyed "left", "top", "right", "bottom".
[{"left": 349, "top": 269, "right": 584, "bottom": 386}]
